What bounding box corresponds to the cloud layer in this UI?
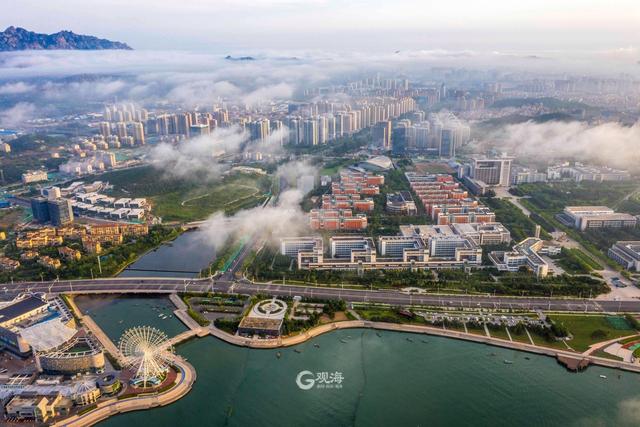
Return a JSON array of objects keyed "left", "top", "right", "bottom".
[
  {"left": 196, "top": 159, "right": 319, "bottom": 250},
  {"left": 488, "top": 120, "right": 640, "bottom": 171}
]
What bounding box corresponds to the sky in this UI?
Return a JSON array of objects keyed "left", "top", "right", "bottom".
[{"left": 1, "top": 0, "right": 639, "bottom": 52}]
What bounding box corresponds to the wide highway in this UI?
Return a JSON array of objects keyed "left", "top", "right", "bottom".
[{"left": 2, "top": 277, "right": 640, "bottom": 313}]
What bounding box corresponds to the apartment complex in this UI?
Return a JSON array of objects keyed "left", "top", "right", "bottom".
[
  {"left": 15, "top": 224, "right": 148, "bottom": 258},
  {"left": 21, "top": 170, "right": 49, "bottom": 185}
]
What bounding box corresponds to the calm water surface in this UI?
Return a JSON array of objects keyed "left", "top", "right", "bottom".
[
  {"left": 86, "top": 297, "right": 640, "bottom": 427},
  {"left": 119, "top": 230, "right": 216, "bottom": 278}
]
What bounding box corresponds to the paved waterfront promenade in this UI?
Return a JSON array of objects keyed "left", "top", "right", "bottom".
[
  {"left": 54, "top": 296, "right": 198, "bottom": 426},
  {"left": 53, "top": 354, "right": 196, "bottom": 427},
  {"left": 208, "top": 321, "right": 640, "bottom": 374}
]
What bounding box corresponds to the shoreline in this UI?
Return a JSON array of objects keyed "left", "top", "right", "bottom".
[
  {"left": 112, "top": 226, "right": 186, "bottom": 277},
  {"left": 53, "top": 355, "right": 196, "bottom": 427},
  {"left": 207, "top": 320, "right": 640, "bottom": 374},
  {"left": 53, "top": 295, "right": 639, "bottom": 425}
]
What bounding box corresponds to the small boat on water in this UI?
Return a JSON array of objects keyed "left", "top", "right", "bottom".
[
  {"left": 376, "top": 332, "right": 382, "bottom": 338},
  {"left": 503, "top": 360, "right": 514, "bottom": 365},
  {"left": 294, "top": 349, "right": 302, "bottom": 354},
  {"left": 313, "top": 344, "right": 320, "bottom": 348},
  {"left": 524, "top": 357, "right": 531, "bottom": 360},
  {"left": 599, "top": 375, "right": 607, "bottom": 379},
  {"left": 340, "top": 339, "right": 348, "bottom": 343},
  {"left": 421, "top": 340, "right": 429, "bottom": 344},
  {"left": 276, "top": 352, "right": 282, "bottom": 359},
  {"left": 406, "top": 338, "right": 414, "bottom": 343},
  {"left": 158, "top": 314, "right": 163, "bottom": 318}
]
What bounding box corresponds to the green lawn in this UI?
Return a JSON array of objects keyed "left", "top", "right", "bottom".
[
  {"left": 488, "top": 327, "right": 511, "bottom": 341},
  {"left": 550, "top": 315, "right": 636, "bottom": 352},
  {"left": 553, "top": 248, "right": 603, "bottom": 274},
  {"left": 483, "top": 197, "right": 544, "bottom": 242},
  {"left": 514, "top": 181, "right": 640, "bottom": 269},
  {"left": 94, "top": 166, "right": 272, "bottom": 222}
]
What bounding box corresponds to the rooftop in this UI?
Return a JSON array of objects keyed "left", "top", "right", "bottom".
[{"left": 0, "top": 296, "right": 48, "bottom": 325}]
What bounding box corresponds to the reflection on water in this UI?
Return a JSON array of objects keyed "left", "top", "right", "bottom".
[{"left": 119, "top": 229, "right": 216, "bottom": 278}]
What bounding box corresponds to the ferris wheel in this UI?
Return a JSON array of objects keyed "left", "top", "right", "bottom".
[{"left": 118, "top": 326, "right": 174, "bottom": 387}]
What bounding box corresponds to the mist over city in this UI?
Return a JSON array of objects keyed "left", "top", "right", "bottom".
[{"left": 1, "top": 1, "right": 640, "bottom": 426}]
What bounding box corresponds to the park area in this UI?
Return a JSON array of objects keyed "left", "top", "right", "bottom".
[
  {"left": 512, "top": 181, "right": 640, "bottom": 267},
  {"left": 549, "top": 314, "right": 637, "bottom": 352},
  {"left": 94, "top": 166, "right": 273, "bottom": 222}
]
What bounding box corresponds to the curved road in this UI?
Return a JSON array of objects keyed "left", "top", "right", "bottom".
[{"left": 2, "top": 276, "right": 640, "bottom": 313}]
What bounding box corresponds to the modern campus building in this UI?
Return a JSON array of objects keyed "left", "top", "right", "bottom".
[
  {"left": 547, "top": 163, "right": 631, "bottom": 182},
  {"left": 281, "top": 234, "right": 481, "bottom": 271},
  {"left": 309, "top": 209, "right": 368, "bottom": 230},
  {"left": 405, "top": 173, "right": 470, "bottom": 214},
  {"left": 386, "top": 191, "right": 418, "bottom": 215},
  {"left": 458, "top": 156, "right": 513, "bottom": 194},
  {"left": 322, "top": 194, "right": 375, "bottom": 212},
  {"left": 280, "top": 237, "right": 323, "bottom": 257},
  {"left": 608, "top": 241, "right": 640, "bottom": 272},
  {"left": 400, "top": 223, "right": 511, "bottom": 246},
  {"left": 558, "top": 206, "right": 637, "bottom": 231},
  {"left": 489, "top": 238, "right": 550, "bottom": 278}
]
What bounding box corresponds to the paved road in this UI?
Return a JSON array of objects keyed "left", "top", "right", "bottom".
[{"left": 3, "top": 277, "right": 640, "bottom": 313}]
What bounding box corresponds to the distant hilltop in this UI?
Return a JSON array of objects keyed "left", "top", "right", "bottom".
[
  {"left": 0, "top": 26, "right": 132, "bottom": 51},
  {"left": 225, "top": 55, "right": 256, "bottom": 61}
]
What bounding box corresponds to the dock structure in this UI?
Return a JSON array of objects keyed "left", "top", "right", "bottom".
[
  {"left": 63, "top": 295, "right": 125, "bottom": 364},
  {"left": 82, "top": 315, "right": 124, "bottom": 363}
]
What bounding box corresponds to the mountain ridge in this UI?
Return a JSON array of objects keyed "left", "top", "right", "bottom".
[{"left": 0, "top": 26, "right": 132, "bottom": 51}]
